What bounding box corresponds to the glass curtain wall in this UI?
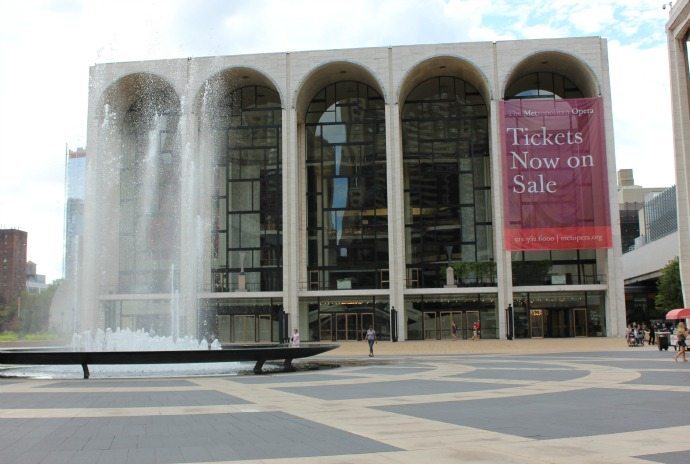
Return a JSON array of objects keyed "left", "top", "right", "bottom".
[
  {"left": 119, "top": 89, "right": 180, "bottom": 294},
  {"left": 511, "top": 249, "right": 599, "bottom": 285},
  {"left": 305, "top": 81, "right": 388, "bottom": 290},
  {"left": 302, "top": 296, "right": 390, "bottom": 341},
  {"left": 104, "top": 300, "right": 175, "bottom": 335},
  {"left": 402, "top": 77, "right": 492, "bottom": 288},
  {"left": 200, "top": 298, "right": 284, "bottom": 343},
  {"left": 512, "top": 291, "right": 606, "bottom": 338},
  {"left": 505, "top": 72, "right": 602, "bottom": 287},
  {"left": 212, "top": 86, "right": 283, "bottom": 292},
  {"left": 405, "top": 293, "right": 497, "bottom": 340}
]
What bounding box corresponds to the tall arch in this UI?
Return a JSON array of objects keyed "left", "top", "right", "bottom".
[
  {"left": 398, "top": 56, "right": 491, "bottom": 104},
  {"left": 295, "top": 61, "right": 385, "bottom": 118},
  {"left": 303, "top": 78, "right": 388, "bottom": 290},
  {"left": 197, "top": 69, "right": 284, "bottom": 293},
  {"left": 101, "top": 73, "right": 181, "bottom": 295},
  {"left": 503, "top": 51, "right": 599, "bottom": 99},
  {"left": 503, "top": 52, "right": 609, "bottom": 339},
  {"left": 400, "top": 64, "right": 492, "bottom": 289}
]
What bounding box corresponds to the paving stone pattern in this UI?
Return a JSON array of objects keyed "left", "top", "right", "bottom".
[{"left": 1, "top": 342, "right": 690, "bottom": 463}]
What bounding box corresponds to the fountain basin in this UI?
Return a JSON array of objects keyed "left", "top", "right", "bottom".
[{"left": 0, "top": 343, "right": 338, "bottom": 378}]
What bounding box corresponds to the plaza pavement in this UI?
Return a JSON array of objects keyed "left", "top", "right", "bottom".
[{"left": 1, "top": 337, "right": 689, "bottom": 464}]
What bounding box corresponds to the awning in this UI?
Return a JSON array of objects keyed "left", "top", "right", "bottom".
[{"left": 665, "top": 308, "right": 690, "bottom": 320}]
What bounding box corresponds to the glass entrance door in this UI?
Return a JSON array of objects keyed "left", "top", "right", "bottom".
[
  {"left": 234, "top": 315, "right": 256, "bottom": 342},
  {"left": 530, "top": 309, "right": 544, "bottom": 338},
  {"left": 549, "top": 309, "right": 569, "bottom": 337},
  {"left": 439, "top": 312, "right": 464, "bottom": 339},
  {"left": 319, "top": 314, "right": 333, "bottom": 341},
  {"left": 335, "top": 313, "right": 357, "bottom": 340},
  {"left": 331, "top": 312, "right": 374, "bottom": 341},
  {"left": 428, "top": 311, "right": 477, "bottom": 340},
  {"left": 258, "top": 315, "right": 271, "bottom": 342},
  {"left": 215, "top": 314, "right": 274, "bottom": 343},
  {"left": 423, "top": 312, "right": 438, "bottom": 339},
  {"left": 573, "top": 308, "right": 587, "bottom": 337},
  {"left": 466, "top": 311, "right": 480, "bottom": 340},
  {"left": 360, "top": 313, "right": 374, "bottom": 340}
]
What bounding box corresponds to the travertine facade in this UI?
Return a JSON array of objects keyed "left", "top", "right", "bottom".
[
  {"left": 82, "top": 37, "right": 625, "bottom": 342},
  {"left": 667, "top": 1, "right": 690, "bottom": 307}
]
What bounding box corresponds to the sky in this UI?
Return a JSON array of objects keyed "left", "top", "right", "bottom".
[{"left": 0, "top": 0, "right": 678, "bottom": 283}]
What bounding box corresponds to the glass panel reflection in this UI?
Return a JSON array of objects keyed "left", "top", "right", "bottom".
[
  {"left": 402, "top": 76, "right": 492, "bottom": 288},
  {"left": 211, "top": 86, "right": 283, "bottom": 292},
  {"left": 305, "top": 81, "right": 388, "bottom": 290}
]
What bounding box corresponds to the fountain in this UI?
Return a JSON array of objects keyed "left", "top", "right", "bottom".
[
  {"left": 20, "top": 71, "right": 338, "bottom": 380},
  {"left": 70, "top": 327, "right": 220, "bottom": 352},
  {"left": 0, "top": 326, "right": 336, "bottom": 379}
]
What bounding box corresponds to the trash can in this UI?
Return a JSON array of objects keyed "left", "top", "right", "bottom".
[{"left": 657, "top": 332, "right": 670, "bottom": 351}]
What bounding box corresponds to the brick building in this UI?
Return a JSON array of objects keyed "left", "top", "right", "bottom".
[{"left": 0, "top": 229, "right": 27, "bottom": 308}]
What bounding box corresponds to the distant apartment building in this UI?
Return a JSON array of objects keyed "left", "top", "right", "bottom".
[
  {"left": 64, "top": 147, "right": 86, "bottom": 279},
  {"left": 617, "top": 169, "right": 666, "bottom": 252},
  {"left": 25, "top": 261, "right": 48, "bottom": 294},
  {"left": 618, "top": 170, "right": 678, "bottom": 323},
  {"left": 0, "top": 229, "right": 27, "bottom": 307}
]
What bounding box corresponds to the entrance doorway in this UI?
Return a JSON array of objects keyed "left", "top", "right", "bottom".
[
  {"left": 530, "top": 309, "right": 544, "bottom": 338},
  {"left": 424, "top": 312, "right": 438, "bottom": 339},
  {"left": 573, "top": 308, "right": 587, "bottom": 336},
  {"left": 319, "top": 313, "right": 332, "bottom": 341},
  {"left": 322, "top": 312, "right": 374, "bottom": 341},
  {"left": 427, "top": 311, "right": 481, "bottom": 340},
  {"left": 547, "top": 308, "right": 570, "bottom": 338},
  {"left": 465, "top": 311, "right": 480, "bottom": 339},
  {"left": 216, "top": 314, "right": 275, "bottom": 343},
  {"left": 336, "top": 313, "right": 357, "bottom": 340}
]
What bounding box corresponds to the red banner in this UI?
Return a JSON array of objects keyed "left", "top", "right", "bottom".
[{"left": 500, "top": 97, "right": 612, "bottom": 251}]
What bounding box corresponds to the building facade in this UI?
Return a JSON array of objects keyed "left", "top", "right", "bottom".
[
  {"left": 667, "top": 2, "right": 690, "bottom": 308},
  {"left": 64, "top": 147, "right": 86, "bottom": 280},
  {"left": 620, "top": 179, "right": 678, "bottom": 324},
  {"left": 0, "top": 229, "right": 27, "bottom": 313},
  {"left": 82, "top": 37, "right": 625, "bottom": 342},
  {"left": 25, "top": 261, "right": 48, "bottom": 294}
]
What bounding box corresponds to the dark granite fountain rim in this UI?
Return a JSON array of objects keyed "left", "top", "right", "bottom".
[{"left": 0, "top": 343, "right": 339, "bottom": 378}]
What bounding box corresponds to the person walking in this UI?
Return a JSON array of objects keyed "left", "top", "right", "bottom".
[
  {"left": 365, "top": 326, "right": 376, "bottom": 357},
  {"left": 451, "top": 320, "right": 458, "bottom": 340},
  {"left": 648, "top": 323, "right": 655, "bottom": 346},
  {"left": 675, "top": 322, "right": 687, "bottom": 362}
]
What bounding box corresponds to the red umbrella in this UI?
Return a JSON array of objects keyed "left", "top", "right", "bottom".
[{"left": 665, "top": 308, "right": 690, "bottom": 319}]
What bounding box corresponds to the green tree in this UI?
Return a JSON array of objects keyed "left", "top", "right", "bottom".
[
  {"left": 0, "top": 301, "right": 17, "bottom": 332},
  {"left": 0, "top": 281, "right": 61, "bottom": 334},
  {"left": 655, "top": 258, "right": 684, "bottom": 311}
]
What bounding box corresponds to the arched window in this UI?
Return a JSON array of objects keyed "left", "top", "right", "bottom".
[
  {"left": 505, "top": 72, "right": 583, "bottom": 100},
  {"left": 119, "top": 87, "right": 180, "bottom": 294},
  {"left": 504, "top": 71, "right": 599, "bottom": 291},
  {"left": 305, "top": 81, "right": 387, "bottom": 290},
  {"left": 402, "top": 76, "right": 492, "bottom": 288},
  {"left": 211, "top": 85, "right": 283, "bottom": 292}
]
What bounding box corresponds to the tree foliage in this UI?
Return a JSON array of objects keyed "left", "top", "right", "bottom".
[
  {"left": 655, "top": 257, "right": 684, "bottom": 311},
  {"left": 0, "top": 281, "right": 59, "bottom": 333}
]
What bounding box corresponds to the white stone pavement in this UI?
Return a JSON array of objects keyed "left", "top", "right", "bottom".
[{"left": 0, "top": 338, "right": 688, "bottom": 464}]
